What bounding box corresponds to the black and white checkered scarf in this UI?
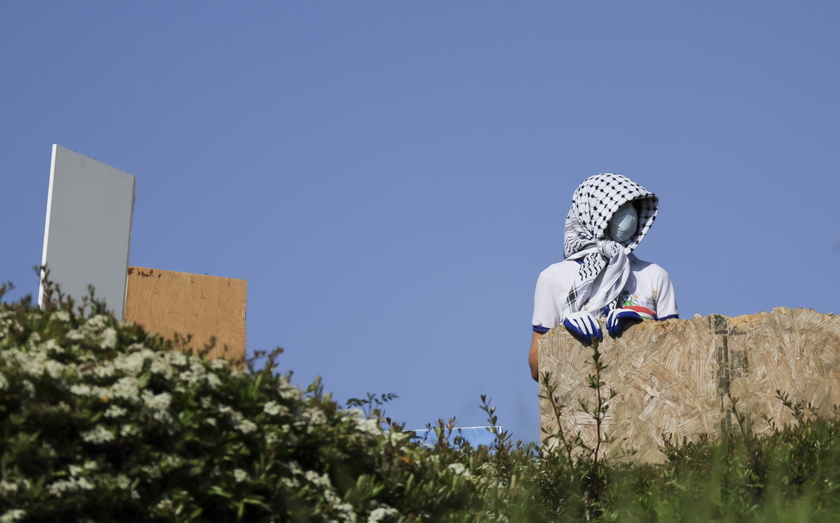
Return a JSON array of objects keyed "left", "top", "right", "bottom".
[{"left": 562, "top": 173, "right": 658, "bottom": 317}]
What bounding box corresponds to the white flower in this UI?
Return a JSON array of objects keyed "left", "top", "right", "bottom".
[
  {"left": 146, "top": 392, "right": 172, "bottom": 411},
  {"left": 287, "top": 461, "right": 303, "bottom": 476},
  {"left": 162, "top": 455, "right": 182, "bottom": 470},
  {"left": 47, "top": 477, "right": 94, "bottom": 497},
  {"left": 233, "top": 469, "right": 248, "bottom": 483},
  {"left": 54, "top": 311, "right": 71, "bottom": 322},
  {"left": 278, "top": 381, "right": 302, "bottom": 401},
  {"left": 81, "top": 426, "right": 115, "bottom": 444},
  {"left": 0, "top": 509, "right": 26, "bottom": 523},
  {"left": 116, "top": 475, "right": 132, "bottom": 490},
  {"left": 234, "top": 417, "right": 258, "bottom": 435},
  {"left": 344, "top": 407, "right": 365, "bottom": 418},
  {"left": 387, "top": 431, "right": 410, "bottom": 443},
  {"left": 94, "top": 364, "right": 115, "bottom": 378},
  {"left": 105, "top": 405, "right": 127, "bottom": 418},
  {"left": 355, "top": 417, "right": 384, "bottom": 437},
  {"left": 141, "top": 391, "right": 173, "bottom": 424},
  {"left": 143, "top": 464, "right": 162, "bottom": 479},
  {"left": 280, "top": 477, "right": 299, "bottom": 489},
  {"left": 0, "top": 373, "right": 8, "bottom": 391},
  {"left": 17, "top": 350, "right": 48, "bottom": 378},
  {"left": 3, "top": 479, "right": 29, "bottom": 494},
  {"left": 86, "top": 315, "right": 109, "bottom": 329},
  {"left": 368, "top": 506, "right": 399, "bottom": 523},
  {"left": 221, "top": 407, "right": 256, "bottom": 434},
  {"left": 164, "top": 350, "right": 187, "bottom": 367},
  {"left": 120, "top": 424, "right": 140, "bottom": 437},
  {"left": 70, "top": 384, "right": 93, "bottom": 396},
  {"left": 45, "top": 360, "right": 67, "bottom": 378},
  {"left": 300, "top": 408, "right": 327, "bottom": 428},
  {"left": 305, "top": 470, "right": 332, "bottom": 489},
  {"left": 42, "top": 338, "right": 63, "bottom": 354},
  {"left": 205, "top": 372, "right": 222, "bottom": 389},
  {"left": 150, "top": 359, "right": 174, "bottom": 380},
  {"left": 447, "top": 463, "right": 469, "bottom": 476},
  {"left": 155, "top": 497, "right": 174, "bottom": 512},
  {"left": 335, "top": 503, "right": 357, "bottom": 522},
  {"left": 100, "top": 328, "right": 118, "bottom": 349},
  {"left": 263, "top": 401, "right": 283, "bottom": 416},
  {"left": 21, "top": 381, "right": 34, "bottom": 396},
  {"left": 180, "top": 360, "right": 208, "bottom": 386},
  {"left": 114, "top": 351, "right": 151, "bottom": 376},
  {"left": 110, "top": 377, "right": 140, "bottom": 400}
]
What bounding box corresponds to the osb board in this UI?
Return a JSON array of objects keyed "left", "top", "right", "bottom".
[
  {"left": 539, "top": 308, "right": 840, "bottom": 464},
  {"left": 125, "top": 267, "right": 247, "bottom": 363}
]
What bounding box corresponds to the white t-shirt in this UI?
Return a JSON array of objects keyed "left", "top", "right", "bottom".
[{"left": 531, "top": 254, "right": 678, "bottom": 333}]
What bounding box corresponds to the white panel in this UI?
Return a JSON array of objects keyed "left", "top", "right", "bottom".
[{"left": 40, "top": 145, "right": 135, "bottom": 320}]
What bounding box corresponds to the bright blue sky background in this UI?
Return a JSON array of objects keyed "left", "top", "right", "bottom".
[{"left": 3, "top": 3, "right": 839, "bottom": 444}]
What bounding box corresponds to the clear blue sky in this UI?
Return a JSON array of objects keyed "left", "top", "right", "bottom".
[{"left": 3, "top": 2, "right": 839, "bottom": 443}]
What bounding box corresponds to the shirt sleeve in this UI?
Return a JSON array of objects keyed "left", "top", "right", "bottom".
[
  {"left": 532, "top": 270, "right": 560, "bottom": 333},
  {"left": 655, "top": 267, "right": 679, "bottom": 320}
]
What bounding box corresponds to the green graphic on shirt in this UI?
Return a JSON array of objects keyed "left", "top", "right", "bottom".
[{"left": 620, "top": 290, "right": 658, "bottom": 309}]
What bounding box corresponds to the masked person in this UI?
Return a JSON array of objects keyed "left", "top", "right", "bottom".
[{"left": 528, "top": 173, "right": 678, "bottom": 381}]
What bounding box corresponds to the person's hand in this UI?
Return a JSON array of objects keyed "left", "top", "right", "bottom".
[
  {"left": 606, "top": 308, "right": 644, "bottom": 337},
  {"left": 563, "top": 311, "right": 602, "bottom": 345}
]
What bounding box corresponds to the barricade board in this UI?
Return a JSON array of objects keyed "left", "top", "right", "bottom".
[
  {"left": 538, "top": 308, "right": 840, "bottom": 463},
  {"left": 125, "top": 267, "right": 247, "bottom": 363},
  {"left": 40, "top": 145, "right": 135, "bottom": 319}
]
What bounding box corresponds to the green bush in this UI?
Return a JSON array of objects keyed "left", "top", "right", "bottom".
[
  {"left": 3, "top": 278, "right": 840, "bottom": 522},
  {"left": 0, "top": 280, "right": 548, "bottom": 522}
]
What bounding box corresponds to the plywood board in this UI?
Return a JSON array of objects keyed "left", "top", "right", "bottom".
[
  {"left": 538, "top": 308, "right": 840, "bottom": 463},
  {"left": 125, "top": 267, "right": 247, "bottom": 363},
  {"left": 40, "top": 145, "right": 135, "bottom": 319}
]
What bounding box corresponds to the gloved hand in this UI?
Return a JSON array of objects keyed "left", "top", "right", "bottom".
[
  {"left": 605, "top": 308, "right": 644, "bottom": 337},
  {"left": 563, "top": 311, "right": 602, "bottom": 345}
]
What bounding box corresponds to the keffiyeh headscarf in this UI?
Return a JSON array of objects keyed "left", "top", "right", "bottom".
[{"left": 562, "top": 173, "right": 658, "bottom": 317}]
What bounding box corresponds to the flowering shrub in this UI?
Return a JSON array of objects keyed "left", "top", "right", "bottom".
[
  {"left": 4, "top": 279, "right": 840, "bottom": 522},
  {"left": 0, "top": 282, "right": 552, "bottom": 522}
]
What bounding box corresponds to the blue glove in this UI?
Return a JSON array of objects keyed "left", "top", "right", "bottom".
[
  {"left": 563, "top": 311, "right": 602, "bottom": 345},
  {"left": 606, "top": 308, "right": 644, "bottom": 337}
]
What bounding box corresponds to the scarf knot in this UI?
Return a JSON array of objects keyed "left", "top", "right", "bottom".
[{"left": 598, "top": 239, "right": 619, "bottom": 258}]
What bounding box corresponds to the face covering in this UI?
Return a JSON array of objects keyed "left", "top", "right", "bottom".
[
  {"left": 609, "top": 202, "right": 638, "bottom": 243},
  {"left": 563, "top": 173, "right": 658, "bottom": 316}
]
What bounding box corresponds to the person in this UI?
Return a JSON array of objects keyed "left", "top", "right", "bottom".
[{"left": 528, "top": 173, "right": 678, "bottom": 381}]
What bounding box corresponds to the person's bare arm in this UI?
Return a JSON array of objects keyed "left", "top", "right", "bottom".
[{"left": 529, "top": 331, "right": 545, "bottom": 382}]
